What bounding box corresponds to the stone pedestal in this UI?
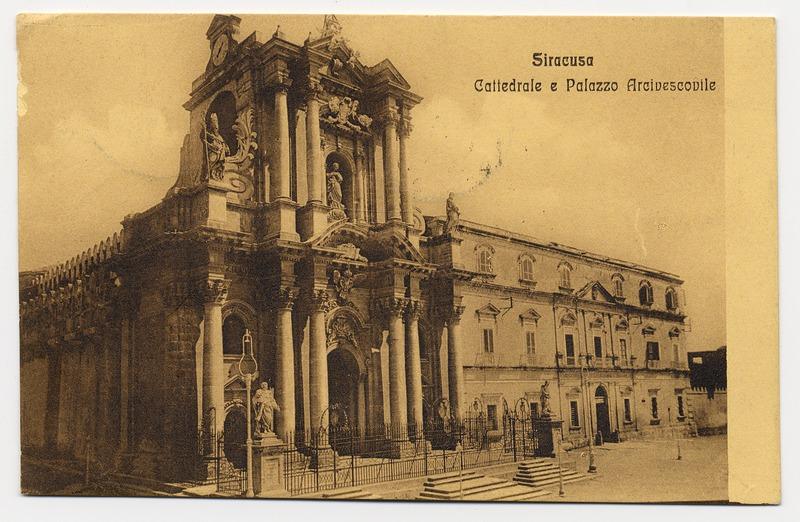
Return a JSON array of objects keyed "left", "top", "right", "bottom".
[
  {"left": 265, "top": 198, "right": 300, "bottom": 241},
  {"left": 297, "top": 201, "right": 330, "bottom": 241},
  {"left": 253, "top": 434, "right": 288, "bottom": 498},
  {"left": 533, "top": 416, "right": 563, "bottom": 458}
]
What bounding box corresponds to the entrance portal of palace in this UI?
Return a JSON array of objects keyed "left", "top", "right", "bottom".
[{"left": 595, "top": 385, "right": 612, "bottom": 442}]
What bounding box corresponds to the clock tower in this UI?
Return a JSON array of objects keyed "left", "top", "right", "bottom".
[{"left": 205, "top": 14, "right": 240, "bottom": 70}]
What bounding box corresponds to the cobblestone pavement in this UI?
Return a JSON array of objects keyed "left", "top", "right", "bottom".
[{"left": 550, "top": 435, "right": 728, "bottom": 503}]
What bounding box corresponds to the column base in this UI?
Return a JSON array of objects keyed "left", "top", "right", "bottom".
[
  {"left": 253, "top": 436, "right": 289, "bottom": 497},
  {"left": 533, "top": 416, "right": 564, "bottom": 458},
  {"left": 297, "top": 201, "right": 330, "bottom": 241},
  {"left": 265, "top": 198, "right": 300, "bottom": 242}
]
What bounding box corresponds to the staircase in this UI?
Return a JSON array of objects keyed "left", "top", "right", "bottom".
[
  {"left": 513, "top": 459, "right": 591, "bottom": 488},
  {"left": 299, "top": 486, "right": 381, "bottom": 500},
  {"left": 418, "top": 470, "right": 550, "bottom": 501}
]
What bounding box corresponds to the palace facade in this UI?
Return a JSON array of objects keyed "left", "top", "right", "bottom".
[{"left": 19, "top": 15, "right": 691, "bottom": 481}]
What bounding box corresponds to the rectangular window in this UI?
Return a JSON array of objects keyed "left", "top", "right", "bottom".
[
  {"left": 565, "top": 334, "right": 575, "bottom": 357},
  {"left": 646, "top": 341, "right": 660, "bottom": 360},
  {"left": 619, "top": 338, "right": 628, "bottom": 360},
  {"left": 486, "top": 404, "right": 498, "bottom": 430},
  {"left": 569, "top": 400, "right": 580, "bottom": 428},
  {"left": 677, "top": 395, "right": 685, "bottom": 418},
  {"left": 650, "top": 396, "right": 659, "bottom": 419},
  {"left": 594, "top": 336, "right": 603, "bottom": 358},
  {"left": 526, "top": 331, "right": 536, "bottom": 354},
  {"left": 530, "top": 402, "right": 540, "bottom": 419},
  {"left": 623, "top": 397, "right": 632, "bottom": 422},
  {"left": 672, "top": 344, "right": 679, "bottom": 363},
  {"left": 482, "top": 328, "right": 494, "bottom": 353}
]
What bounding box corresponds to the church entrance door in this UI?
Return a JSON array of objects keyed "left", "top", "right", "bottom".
[{"left": 594, "top": 386, "right": 612, "bottom": 443}]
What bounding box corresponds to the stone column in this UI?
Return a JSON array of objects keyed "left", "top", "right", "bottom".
[
  {"left": 306, "top": 86, "right": 323, "bottom": 203},
  {"left": 118, "top": 317, "right": 131, "bottom": 452},
  {"left": 298, "top": 81, "right": 329, "bottom": 241},
  {"left": 405, "top": 301, "right": 424, "bottom": 430},
  {"left": 266, "top": 80, "right": 299, "bottom": 241},
  {"left": 385, "top": 298, "right": 408, "bottom": 429},
  {"left": 202, "top": 279, "right": 229, "bottom": 437},
  {"left": 399, "top": 116, "right": 413, "bottom": 224},
  {"left": 273, "top": 85, "right": 291, "bottom": 200},
  {"left": 274, "top": 288, "right": 296, "bottom": 440},
  {"left": 357, "top": 374, "right": 367, "bottom": 437},
  {"left": 447, "top": 305, "right": 466, "bottom": 422},
  {"left": 380, "top": 105, "right": 401, "bottom": 221},
  {"left": 354, "top": 145, "right": 365, "bottom": 224},
  {"left": 308, "top": 290, "right": 329, "bottom": 432}
]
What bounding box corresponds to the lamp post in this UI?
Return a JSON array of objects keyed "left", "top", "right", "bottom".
[
  {"left": 580, "top": 354, "right": 597, "bottom": 473},
  {"left": 238, "top": 328, "right": 257, "bottom": 498}
]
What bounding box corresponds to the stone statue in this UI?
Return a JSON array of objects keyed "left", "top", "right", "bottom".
[
  {"left": 327, "top": 163, "right": 347, "bottom": 220},
  {"left": 253, "top": 382, "right": 280, "bottom": 436},
  {"left": 540, "top": 380, "right": 552, "bottom": 417},
  {"left": 444, "top": 192, "right": 460, "bottom": 234},
  {"left": 203, "top": 113, "right": 229, "bottom": 181}
]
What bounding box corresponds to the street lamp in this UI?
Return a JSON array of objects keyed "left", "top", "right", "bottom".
[{"left": 238, "top": 328, "right": 257, "bottom": 498}]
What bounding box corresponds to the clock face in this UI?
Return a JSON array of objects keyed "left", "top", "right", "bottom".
[{"left": 211, "top": 36, "right": 229, "bottom": 66}]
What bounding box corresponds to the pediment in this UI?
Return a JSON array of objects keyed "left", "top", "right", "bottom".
[
  {"left": 476, "top": 303, "right": 502, "bottom": 318},
  {"left": 576, "top": 281, "right": 617, "bottom": 303},
  {"left": 519, "top": 308, "right": 541, "bottom": 324},
  {"left": 367, "top": 59, "right": 412, "bottom": 90},
  {"left": 642, "top": 324, "right": 657, "bottom": 336},
  {"left": 311, "top": 221, "right": 426, "bottom": 264}
]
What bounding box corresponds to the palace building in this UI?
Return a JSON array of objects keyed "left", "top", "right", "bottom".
[{"left": 19, "top": 15, "right": 691, "bottom": 482}]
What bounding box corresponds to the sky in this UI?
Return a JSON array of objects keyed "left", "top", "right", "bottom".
[{"left": 17, "top": 14, "right": 726, "bottom": 351}]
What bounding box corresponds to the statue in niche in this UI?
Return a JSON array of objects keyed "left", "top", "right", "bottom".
[
  {"left": 327, "top": 162, "right": 347, "bottom": 221},
  {"left": 253, "top": 382, "right": 280, "bottom": 436},
  {"left": 540, "top": 380, "right": 552, "bottom": 417},
  {"left": 444, "top": 192, "right": 460, "bottom": 234},
  {"left": 203, "top": 113, "right": 229, "bottom": 181}
]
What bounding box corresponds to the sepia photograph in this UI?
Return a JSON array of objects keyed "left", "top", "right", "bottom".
[{"left": 14, "top": 11, "right": 776, "bottom": 506}]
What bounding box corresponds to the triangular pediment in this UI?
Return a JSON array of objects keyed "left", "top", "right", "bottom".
[
  {"left": 367, "top": 59, "right": 411, "bottom": 90},
  {"left": 311, "top": 221, "right": 426, "bottom": 264},
  {"left": 476, "top": 303, "right": 502, "bottom": 318},
  {"left": 519, "top": 308, "right": 541, "bottom": 324},
  {"left": 576, "top": 281, "right": 617, "bottom": 303}
]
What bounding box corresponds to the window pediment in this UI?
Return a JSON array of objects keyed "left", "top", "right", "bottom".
[
  {"left": 519, "top": 308, "right": 541, "bottom": 325},
  {"left": 476, "top": 303, "right": 502, "bottom": 319},
  {"left": 642, "top": 324, "right": 657, "bottom": 336}
]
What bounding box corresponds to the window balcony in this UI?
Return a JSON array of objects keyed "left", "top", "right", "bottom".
[
  {"left": 646, "top": 359, "right": 661, "bottom": 370},
  {"left": 518, "top": 353, "right": 548, "bottom": 367},
  {"left": 670, "top": 361, "right": 689, "bottom": 370},
  {"left": 592, "top": 356, "right": 614, "bottom": 369}
]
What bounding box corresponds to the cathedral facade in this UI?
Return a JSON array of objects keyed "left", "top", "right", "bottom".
[{"left": 19, "top": 15, "right": 691, "bottom": 482}]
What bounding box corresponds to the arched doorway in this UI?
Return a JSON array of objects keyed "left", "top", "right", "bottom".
[
  {"left": 594, "top": 385, "right": 612, "bottom": 443},
  {"left": 223, "top": 407, "right": 247, "bottom": 469},
  {"left": 327, "top": 346, "right": 361, "bottom": 430}
]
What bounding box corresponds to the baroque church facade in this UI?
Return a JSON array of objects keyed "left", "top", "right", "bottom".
[{"left": 19, "top": 15, "right": 691, "bottom": 481}]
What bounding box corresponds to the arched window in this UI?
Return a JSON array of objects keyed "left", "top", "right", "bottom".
[
  {"left": 558, "top": 262, "right": 573, "bottom": 289},
  {"left": 519, "top": 255, "right": 535, "bottom": 282},
  {"left": 475, "top": 245, "right": 494, "bottom": 273},
  {"left": 665, "top": 287, "right": 678, "bottom": 310},
  {"left": 639, "top": 281, "right": 654, "bottom": 306},
  {"left": 222, "top": 314, "right": 247, "bottom": 355},
  {"left": 611, "top": 273, "right": 625, "bottom": 298}
]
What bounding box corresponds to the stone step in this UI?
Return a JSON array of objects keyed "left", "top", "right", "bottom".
[
  {"left": 514, "top": 472, "right": 590, "bottom": 487},
  {"left": 299, "top": 486, "right": 382, "bottom": 500},
  {"left": 423, "top": 470, "right": 480, "bottom": 485},
  {"left": 467, "top": 484, "right": 551, "bottom": 502},
  {"left": 424, "top": 476, "right": 509, "bottom": 496}
]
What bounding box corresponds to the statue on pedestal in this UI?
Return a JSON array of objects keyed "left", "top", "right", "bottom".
[
  {"left": 253, "top": 382, "right": 280, "bottom": 437},
  {"left": 540, "top": 380, "right": 552, "bottom": 417},
  {"left": 444, "top": 192, "right": 460, "bottom": 234},
  {"left": 327, "top": 162, "right": 347, "bottom": 221}
]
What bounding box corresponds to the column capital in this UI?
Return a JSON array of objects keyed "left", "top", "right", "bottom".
[
  {"left": 373, "top": 296, "right": 408, "bottom": 319},
  {"left": 375, "top": 107, "right": 400, "bottom": 129},
  {"left": 399, "top": 116, "right": 413, "bottom": 138},
  {"left": 276, "top": 287, "right": 298, "bottom": 311},
  {"left": 201, "top": 278, "right": 230, "bottom": 305},
  {"left": 405, "top": 299, "right": 422, "bottom": 321},
  {"left": 302, "top": 79, "right": 324, "bottom": 102},
  {"left": 306, "top": 289, "right": 331, "bottom": 312},
  {"left": 443, "top": 304, "right": 466, "bottom": 325}
]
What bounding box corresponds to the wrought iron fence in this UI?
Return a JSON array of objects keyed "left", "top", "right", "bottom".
[{"left": 282, "top": 410, "right": 540, "bottom": 496}]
